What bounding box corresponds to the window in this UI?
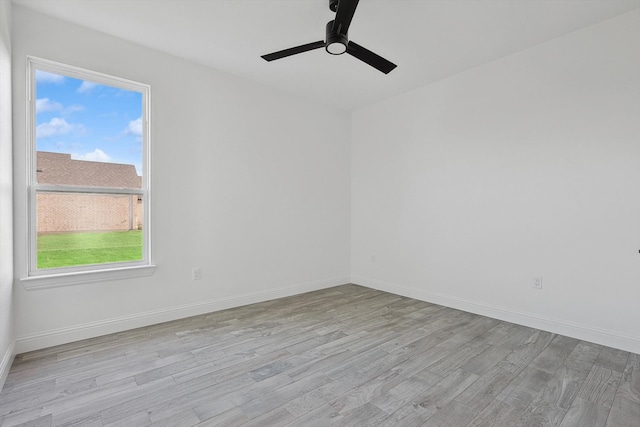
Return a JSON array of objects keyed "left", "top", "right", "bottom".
[{"left": 24, "top": 57, "right": 153, "bottom": 285}]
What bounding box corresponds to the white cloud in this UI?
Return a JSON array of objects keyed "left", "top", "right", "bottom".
[
  {"left": 71, "top": 148, "right": 111, "bottom": 163},
  {"left": 36, "top": 99, "right": 84, "bottom": 117},
  {"left": 77, "top": 81, "right": 98, "bottom": 94},
  {"left": 36, "top": 98, "right": 63, "bottom": 114},
  {"left": 126, "top": 117, "right": 143, "bottom": 137},
  {"left": 36, "top": 118, "right": 73, "bottom": 138},
  {"left": 36, "top": 71, "right": 64, "bottom": 84}
]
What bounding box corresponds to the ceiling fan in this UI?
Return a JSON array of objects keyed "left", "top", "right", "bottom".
[{"left": 261, "top": 0, "right": 397, "bottom": 74}]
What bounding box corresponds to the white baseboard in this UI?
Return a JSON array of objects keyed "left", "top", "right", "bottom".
[
  {"left": 352, "top": 276, "right": 640, "bottom": 355},
  {"left": 0, "top": 341, "right": 16, "bottom": 392},
  {"left": 15, "top": 276, "right": 349, "bottom": 354}
]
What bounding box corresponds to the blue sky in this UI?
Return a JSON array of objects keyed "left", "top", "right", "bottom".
[{"left": 35, "top": 70, "right": 143, "bottom": 174}]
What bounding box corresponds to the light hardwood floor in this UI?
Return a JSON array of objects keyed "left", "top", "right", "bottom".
[{"left": 1, "top": 284, "right": 638, "bottom": 427}]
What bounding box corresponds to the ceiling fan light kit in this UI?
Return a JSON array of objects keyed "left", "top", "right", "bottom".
[
  {"left": 325, "top": 21, "right": 348, "bottom": 55},
  {"left": 261, "top": 0, "right": 397, "bottom": 74}
]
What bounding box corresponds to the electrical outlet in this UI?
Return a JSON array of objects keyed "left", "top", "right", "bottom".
[
  {"left": 371, "top": 255, "right": 376, "bottom": 264},
  {"left": 533, "top": 276, "right": 542, "bottom": 290},
  {"left": 192, "top": 268, "right": 201, "bottom": 280}
]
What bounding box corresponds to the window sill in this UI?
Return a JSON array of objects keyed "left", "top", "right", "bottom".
[{"left": 20, "top": 264, "right": 156, "bottom": 290}]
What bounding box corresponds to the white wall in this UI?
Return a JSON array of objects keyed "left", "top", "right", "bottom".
[
  {"left": 12, "top": 5, "right": 351, "bottom": 352},
  {"left": 9, "top": 5, "right": 639, "bottom": 357},
  {"left": 352, "top": 10, "right": 640, "bottom": 353},
  {"left": 0, "top": 0, "right": 14, "bottom": 388}
]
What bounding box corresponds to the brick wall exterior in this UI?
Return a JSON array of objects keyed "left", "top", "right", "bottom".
[
  {"left": 37, "top": 192, "right": 143, "bottom": 234},
  {"left": 36, "top": 152, "right": 143, "bottom": 234}
]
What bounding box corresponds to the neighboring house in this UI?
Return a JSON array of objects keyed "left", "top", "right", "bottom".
[{"left": 36, "top": 151, "right": 143, "bottom": 233}]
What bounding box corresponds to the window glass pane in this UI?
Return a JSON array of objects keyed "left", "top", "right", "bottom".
[
  {"left": 35, "top": 70, "right": 143, "bottom": 183},
  {"left": 33, "top": 67, "right": 146, "bottom": 271},
  {"left": 36, "top": 192, "right": 144, "bottom": 269}
]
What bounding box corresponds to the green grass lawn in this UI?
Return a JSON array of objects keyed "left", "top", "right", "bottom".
[{"left": 38, "top": 230, "right": 143, "bottom": 269}]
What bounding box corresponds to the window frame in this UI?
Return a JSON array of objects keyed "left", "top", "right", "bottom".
[{"left": 22, "top": 57, "right": 154, "bottom": 289}]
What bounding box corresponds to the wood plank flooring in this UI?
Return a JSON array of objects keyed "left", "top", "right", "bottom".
[{"left": 1, "top": 284, "right": 638, "bottom": 427}]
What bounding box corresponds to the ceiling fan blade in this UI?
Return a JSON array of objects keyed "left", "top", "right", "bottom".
[
  {"left": 261, "top": 41, "right": 325, "bottom": 62},
  {"left": 333, "top": 0, "right": 359, "bottom": 35},
  {"left": 346, "top": 41, "right": 397, "bottom": 74}
]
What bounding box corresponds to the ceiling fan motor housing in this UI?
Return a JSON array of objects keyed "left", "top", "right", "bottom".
[{"left": 325, "top": 20, "right": 348, "bottom": 55}]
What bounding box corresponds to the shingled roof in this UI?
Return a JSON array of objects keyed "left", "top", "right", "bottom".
[{"left": 37, "top": 151, "right": 141, "bottom": 189}]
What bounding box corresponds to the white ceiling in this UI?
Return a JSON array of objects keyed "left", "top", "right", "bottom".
[{"left": 12, "top": 0, "right": 640, "bottom": 111}]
